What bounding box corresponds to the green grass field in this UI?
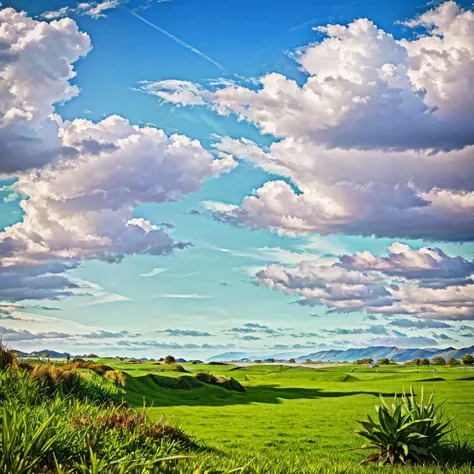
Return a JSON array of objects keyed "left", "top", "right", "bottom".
[{"left": 94, "top": 358, "right": 474, "bottom": 473}]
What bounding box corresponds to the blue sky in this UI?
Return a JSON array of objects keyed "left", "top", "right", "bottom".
[{"left": 1, "top": 0, "right": 474, "bottom": 358}]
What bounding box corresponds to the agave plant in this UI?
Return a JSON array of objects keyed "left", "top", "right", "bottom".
[{"left": 355, "top": 386, "right": 452, "bottom": 465}]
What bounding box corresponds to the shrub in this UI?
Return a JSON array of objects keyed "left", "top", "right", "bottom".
[
  {"left": 170, "top": 364, "right": 188, "bottom": 373},
  {"left": 289, "top": 358, "right": 296, "bottom": 363},
  {"left": 356, "top": 387, "right": 451, "bottom": 465},
  {"left": 432, "top": 356, "right": 446, "bottom": 366},
  {"left": 31, "top": 364, "right": 80, "bottom": 395},
  {"left": 377, "top": 358, "right": 390, "bottom": 365},
  {"left": 164, "top": 355, "right": 176, "bottom": 364},
  {"left": 461, "top": 353, "right": 474, "bottom": 365},
  {"left": 195, "top": 371, "right": 217, "bottom": 384},
  {"left": 104, "top": 370, "right": 126, "bottom": 386},
  {"left": 194, "top": 372, "right": 245, "bottom": 392},
  {"left": 0, "top": 344, "right": 16, "bottom": 369},
  {"left": 448, "top": 356, "right": 461, "bottom": 366},
  {"left": 355, "top": 358, "right": 374, "bottom": 365}
]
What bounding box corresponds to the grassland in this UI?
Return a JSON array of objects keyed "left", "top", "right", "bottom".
[{"left": 91, "top": 358, "right": 474, "bottom": 473}]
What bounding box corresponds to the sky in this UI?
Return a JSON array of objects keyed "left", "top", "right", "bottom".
[{"left": 1, "top": 0, "right": 474, "bottom": 359}]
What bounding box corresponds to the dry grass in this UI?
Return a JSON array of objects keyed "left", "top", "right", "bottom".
[
  {"left": 67, "top": 359, "right": 113, "bottom": 375},
  {"left": 104, "top": 369, "right": 126, "bottom": 386},
  {"left": 0, "top": 345, "right": 17, "bottom": 369}
]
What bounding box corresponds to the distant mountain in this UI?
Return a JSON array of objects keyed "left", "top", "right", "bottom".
[
  {"left": 297, "top": 345, "right": 474, "bottom": 363},
  {"left": 209, "top": 345, "right": 474, "bottom": 363},
  {"left": 16, "top": 349, "right": 71, "bottom": 359}
]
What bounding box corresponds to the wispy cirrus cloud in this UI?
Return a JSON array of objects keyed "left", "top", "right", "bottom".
[
  {"left": 156, "top": 329, "right": 213, "bottom": 337},
  {"left": 153, "top": 293, "right": 212, "bottom": 299},
  {"left": 140, "top": 268, "right": 168, "bottom": 277}
]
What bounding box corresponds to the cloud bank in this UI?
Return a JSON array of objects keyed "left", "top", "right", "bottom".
[
  {"left": 0, "top": 7, "right": 236, "bottom": 303},
  {"left": 256, "top": 242, "right": 474, "bottom": 320},
  {"left": 145, "top": 2, "right": 474, "bottom": 242}
]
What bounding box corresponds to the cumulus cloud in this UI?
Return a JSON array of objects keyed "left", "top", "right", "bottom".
[
  {"left": 0, "top": 8, "right": 237, "bottom": 303},
  {"left": 147, "top": 2, "right": 474, "bottom": 242},
  {"left": 256, "top": 242, "right": 474, "bottom": 320},
  {"left": 0, "top": 8, "right": 91, "bottom": 173},
  {"left": 340, "top": 242, "right": 474, "bottom": 288}
]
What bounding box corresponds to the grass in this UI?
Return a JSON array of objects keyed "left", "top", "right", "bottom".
[
  {"left": 3, "top": 350, "right": 474, "bottom": 473},
  {"left": 93, "top": 358, "right": 474, "bottom": 473}
]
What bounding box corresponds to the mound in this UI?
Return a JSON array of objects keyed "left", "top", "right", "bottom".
[
  {"left": 341, "top": 374, "right": 360, "bottom": 382},
  {"left": 194, "top": 372, "right": 245, "bottom": 392}
]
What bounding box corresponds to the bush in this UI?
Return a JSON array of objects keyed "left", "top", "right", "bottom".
[
  {"left": 170, "top": 364, "right": 188, "bottom": 373},
  {"left": 432, "top": 356, "right": 446, "bottom": 366},
  {"left": 104, "top": 370, "right": 126, "bottom": 386},
  {"left": 461, "top": 353, "right": 474, "bottom": 365},
  {"left": 355, "top": 358, "right": 374, "bottom": 365},
  {"left": 164, "top": 355, "right": 176, "bottom": 364},
  {"left": 448, "top": 356, "right": 461, "bottom": 366},
  {"left": 0, "top": 345, "right": 16, "bottom": 369},
  {"left": 194, "top": 372, "right": 245, "bottom": 392},
  {"left": 289, "top": 358, "right": 296, "bottom": 363},
  {"left": 195, "top": 371, "right": 217, "bottom": 385},
  {"left": 377, "top": 358, "right": 390, "bottom": 365},
  {"left": 356, "top": 387, "right": 451, "bottom": 465}
]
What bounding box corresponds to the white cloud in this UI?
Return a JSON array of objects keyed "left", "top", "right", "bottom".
[
  {"left": 41, "top": 1, "right": 125, "bottom": 20},
  {"left": 0, "top": 8, "right": 237, "bottom": 303},
  {"left": 256, "top": 242, "right": 474, "bottom": 320},
  {"left": 153, "top": 293, "right": 212, "bottom": 299},
  {"left": 138, "top": 80, "right": 205, "bottom": 106},
  {"left": 140, "top": 267, "right": 168, "bottom": 277},
  {"left": 147, "top": 2, "right": 474, "bottom": 242},
  {"left": 0, "top": 7, "right": 91, "bottom": 173}
]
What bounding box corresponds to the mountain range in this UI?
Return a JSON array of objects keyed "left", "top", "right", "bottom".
[{"left": 209, "top": 345, "right": 474, "bottom": 363}]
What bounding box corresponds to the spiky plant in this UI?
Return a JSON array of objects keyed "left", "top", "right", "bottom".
[{"left": 355, "top": 386, "right": 452, "bottom": 465}]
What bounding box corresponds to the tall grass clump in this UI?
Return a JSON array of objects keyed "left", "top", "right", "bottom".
[
  {"left": 356, "top": 386, "right": 452, "bottom": 465},
  {"left": 0, "top": 344, "right": 200, "bottom": 473}
]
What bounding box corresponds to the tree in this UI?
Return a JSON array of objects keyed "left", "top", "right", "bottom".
[
  {"left": 420, "top": 358, "right": 430, "bottom": 366},
  {"left": 447, "top": 356, "right": 460, "bottom": 366},
  {"left": 289, "top": 358, "right": 296, "bottom": 363},
  {"left": 431, "top": 356, "right": 446, "bottom": 366},
  {"left": 377, "top": 358, "right": 390, "bottom": 365},
  {"left": 355, "top": 358, "right": 374, "bottom": 365},
  {"left": 164, "top": 355, "right": 176, "bottom": 364},
  {"left": 461, "top": 354, "right": 474, "bottom": 365}
]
